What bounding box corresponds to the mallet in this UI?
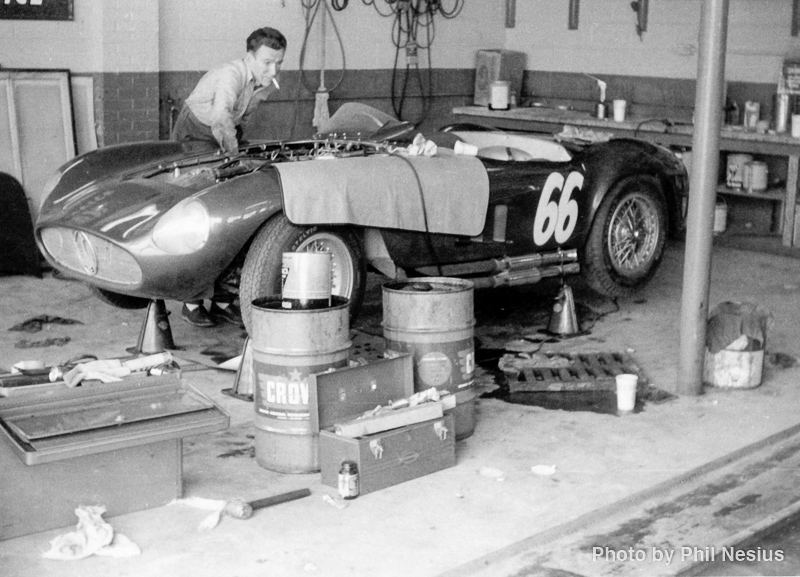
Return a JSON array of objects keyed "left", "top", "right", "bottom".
[{"left": 222, "top": 488, "right": 312, "bottom": 520}]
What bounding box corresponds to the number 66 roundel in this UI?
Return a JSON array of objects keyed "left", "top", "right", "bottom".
[{"left": 533, "top": 171, "right": 584, "bottom": 246}]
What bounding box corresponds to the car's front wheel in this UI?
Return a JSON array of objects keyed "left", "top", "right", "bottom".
[
  {"left": 239, "top": 214, "right": 366, "bottom": 332},
  {"left": 579, "top": 174, "right": 667, "bottom": 297}
]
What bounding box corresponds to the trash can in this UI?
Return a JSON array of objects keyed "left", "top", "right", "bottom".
[{"left": 703, "top": 302, "right": 771, "bottom": 388}]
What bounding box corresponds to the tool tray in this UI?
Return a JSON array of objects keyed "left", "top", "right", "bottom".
[{"left": 0, "top": 374, "right": 229, "bottom": 465}]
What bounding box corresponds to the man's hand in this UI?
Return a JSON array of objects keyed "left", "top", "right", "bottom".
[
  {"left": 212, "top": 121, "right": 239, "bottom": 154},
  {"left": 221, "top": 133, "right": 239, "bottom": 154}
]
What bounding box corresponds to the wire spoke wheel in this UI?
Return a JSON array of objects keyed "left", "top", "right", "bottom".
[
  {"left": 607, "top": 193, "right": 660, "bottom": 276},
  {"left": 579, "top": 174, "right": 667, "bottom": 297}
]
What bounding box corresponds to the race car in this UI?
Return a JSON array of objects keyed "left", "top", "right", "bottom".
[{"left": 35, "top": 103, "right": 688, "bottom": 329}]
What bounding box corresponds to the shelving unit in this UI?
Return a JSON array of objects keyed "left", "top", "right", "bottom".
[{"left": 715, "top": 185, "right": 785, "bottom": 233}]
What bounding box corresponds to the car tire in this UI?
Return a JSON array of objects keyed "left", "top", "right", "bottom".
[
  {"left": 239, "top": 214, "right": 367, "bottom": 332},
  {"left": 579, "top": 174, "right": 667, "bottom": 297},
  {"left": 90, "top": 286, "right": 151, "bottom": 310}
]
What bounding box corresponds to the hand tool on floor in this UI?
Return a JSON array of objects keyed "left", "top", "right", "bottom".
[
  {"left": 182, "top": 488, "right": 313, "bottom": 530},
  {"left": 222, "top": 488, "right": 312, "bottom": 520}
]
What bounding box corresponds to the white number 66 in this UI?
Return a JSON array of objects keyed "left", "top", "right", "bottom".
[{"left": 533, "top": 171, "right": 583, "bottom": 245}]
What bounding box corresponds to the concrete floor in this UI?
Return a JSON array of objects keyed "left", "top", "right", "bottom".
[{"left": 2, "top": 240, "right": 800, "bottom": 576}]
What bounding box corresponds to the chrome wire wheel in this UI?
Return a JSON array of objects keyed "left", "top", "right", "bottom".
[
  {"left": 606, "top": 192, "right": 661, "bottom": 276},
  {"left": 295, "top": 232, "right": 355, "bottom": 299}
]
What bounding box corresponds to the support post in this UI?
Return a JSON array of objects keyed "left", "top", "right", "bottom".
[{"left": 677, "top": 0, "right": 729, "bottom": 395}]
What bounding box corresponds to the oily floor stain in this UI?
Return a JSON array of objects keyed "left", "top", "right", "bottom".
[{"left": 217, "top": 446, "right": 255, "bottom": 459}]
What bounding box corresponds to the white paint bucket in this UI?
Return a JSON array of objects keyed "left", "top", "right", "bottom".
[
  {"left": 743, "top": 161, "right": 768, "bottom": 192},
  {"left": 489, "top": 81, "right": 510, "bottom": 110},
  {"left": 281, "top": 251, "right": 332, "bottom": 309},
  {"left": 704, "top": 349, "right": 763, "bottom": 388}
]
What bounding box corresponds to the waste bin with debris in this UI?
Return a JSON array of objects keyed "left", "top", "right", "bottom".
[{"left": 703, "top": 301, "right": 771, "bottom": 388}]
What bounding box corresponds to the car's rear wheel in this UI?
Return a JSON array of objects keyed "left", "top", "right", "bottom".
[
  {"left": 580, "top": 175, "right": 667, "bottom": 297},
  {"left": 239, "top": 214, "right": 366, "bottom": 333},
  {"left": 90, "top": 286, "right": 150, "bottom": 310}
]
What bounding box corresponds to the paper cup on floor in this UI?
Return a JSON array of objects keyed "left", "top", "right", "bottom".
[
  {"left": 612, "top": 100, "right": 627, "bottom": 122},
  {"left": 615, "top": 373, "right": 638, "bottom": 414},
  {"left": 454, "top": 141, "right": 478, "bottom": 156}
]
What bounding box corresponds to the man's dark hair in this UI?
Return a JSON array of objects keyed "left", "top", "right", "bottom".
[{"left": 247, "top": 27, "right": 287, "bottom": 52}]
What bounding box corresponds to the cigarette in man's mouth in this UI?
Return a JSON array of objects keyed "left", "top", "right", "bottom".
[{"left": 272, "top": 77, "right": 280, "bottom": 90}]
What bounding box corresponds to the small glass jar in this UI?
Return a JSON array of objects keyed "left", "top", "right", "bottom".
[{"left": 338, "top": 461, "right": 359, "bottom": 500}]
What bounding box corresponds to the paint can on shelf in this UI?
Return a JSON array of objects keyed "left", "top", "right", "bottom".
[
  {"left": 726, "top": 153, "right": 753, "bottom": 188},
  {"left": 489, "top": 81, "right": 510, "bottom": 110}
]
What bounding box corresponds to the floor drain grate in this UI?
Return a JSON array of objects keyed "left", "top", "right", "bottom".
[{"left": 506, "top": 351, "right": 648, "bottom": 393}]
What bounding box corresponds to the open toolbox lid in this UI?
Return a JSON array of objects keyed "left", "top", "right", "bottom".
[
  {"left": 0, "top": 374, "right": 229, "bottom": 465},
  {"left": 308, "top": 354, "right": 414, "bottom": 433}
]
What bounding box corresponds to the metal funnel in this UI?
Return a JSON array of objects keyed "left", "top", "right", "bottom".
[{"left": 548, "top": 283, "right": 579, "bottom": 335}]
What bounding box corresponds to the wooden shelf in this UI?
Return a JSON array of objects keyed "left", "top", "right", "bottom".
[{"left": 716, "top": 185, "right": 785, "bottom": 202}]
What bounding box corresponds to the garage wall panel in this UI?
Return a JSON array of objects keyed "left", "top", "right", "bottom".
[
  {"left": 0, "top": 0, "right": 102, "bottom": 72},
  {"left": 157, "top": 0, "right": 503, "bottom": 72},
  {"left": 507, "top": 0, "right": 799, "bottom": 85},
  {"left": 0, "top": 71, "right": 76, "bottom": 221}
]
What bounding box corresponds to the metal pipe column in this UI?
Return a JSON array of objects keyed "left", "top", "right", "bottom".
[{"left": 677, "top": 0, "right": 729, "bottom": 395}]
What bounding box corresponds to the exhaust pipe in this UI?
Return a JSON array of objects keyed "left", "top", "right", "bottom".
[
  {"left": 416, "top": 249, "right": 579, "bottom": 278},
  {"left": 471, "top": 262, "right": 580, "bottom": 289},
  {"left": 493, "top": 249, "right": 578, "bottom": 272}
]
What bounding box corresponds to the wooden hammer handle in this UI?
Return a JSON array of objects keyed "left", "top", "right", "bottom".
[{"left": 248, "top": 488, "right": 311, "bottom": 511}]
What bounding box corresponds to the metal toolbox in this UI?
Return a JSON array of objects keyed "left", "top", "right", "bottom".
[
  {"left": 309, "top": 355, "right": 457, "bottom": 496},
  {"left": 0, "top": 374, "right": 229, "bottom": 540}
]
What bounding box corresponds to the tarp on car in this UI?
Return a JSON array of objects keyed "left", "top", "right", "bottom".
[{"left": 275, "top": 150, "right": 490, "bottom": 237}]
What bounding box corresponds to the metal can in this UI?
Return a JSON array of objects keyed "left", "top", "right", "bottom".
[
  {"left": 488, "top": 81, "right": 510, "bottom": 111},
  {"left": 774, "top": 93, "right": 790, "bottom": 133},
  {"left": 595, "top": 102, "right": 607, "bottom": 119},
  {"left": 743, "top": 101, "right": 760, "bottom": 131},
  {"left": 338, "top": 461, "right": 359, "bottom": 500}
]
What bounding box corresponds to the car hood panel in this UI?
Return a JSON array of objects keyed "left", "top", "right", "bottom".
[{"left": 37, "top": 179, "right": 187, "bottom": 242}]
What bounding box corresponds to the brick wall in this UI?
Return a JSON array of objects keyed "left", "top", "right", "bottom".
[{"left": 98, "top": 73, "right": 160, "bottom": 145}]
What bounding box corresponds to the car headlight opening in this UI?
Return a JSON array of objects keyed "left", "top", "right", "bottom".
[{"left": 152, "top": 198, "right": 210, "bottom": 254}]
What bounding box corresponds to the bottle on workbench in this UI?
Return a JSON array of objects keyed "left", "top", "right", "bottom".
[{"left": 724, "top": 97, "right": 740, "bottom": 125}]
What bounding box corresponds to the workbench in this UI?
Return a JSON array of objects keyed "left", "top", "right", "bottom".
[{"left": 452, "top": 105, "right": 800, "bottom": 247}]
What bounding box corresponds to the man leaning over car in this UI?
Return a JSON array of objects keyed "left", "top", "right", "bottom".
[{"left": 171, "top": 26, "right": 287, "bottom": 327}]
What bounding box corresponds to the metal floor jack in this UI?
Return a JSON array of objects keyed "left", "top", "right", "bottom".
[
  {"left": 128, "top": 299, "right": 176, "bottom": 354},
  {"left": 222, "top": 337, "right": 254, "bottom": 401}
]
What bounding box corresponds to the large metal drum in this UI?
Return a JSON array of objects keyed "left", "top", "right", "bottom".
[
  {"left": 382, "top": 278, "right": 477, "bottom": 440},
  {"left": 251, "top": 296, "right": 351, "bottom": 473}
]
